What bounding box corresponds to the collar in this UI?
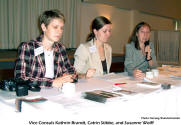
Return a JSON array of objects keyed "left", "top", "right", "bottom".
[{"left": 35, "top": 35, "right": 59, "bottom": 52}]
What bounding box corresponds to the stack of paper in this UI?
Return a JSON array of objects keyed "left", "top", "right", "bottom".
[
  {"left": 113, "top": 89, "right": 137, "bottom": 95},
  {"left": 97, "top": 73, "right": 129, "bottom": 82},
  {"left": 137, "top": 82, "right": 161, "bottom": 89}
]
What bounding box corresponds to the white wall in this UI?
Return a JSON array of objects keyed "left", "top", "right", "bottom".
[
  {"left": 79, "top": 2, "right": 174, "bottom": 54},
  {"left": 139, "top": 13, "right": 174, "bottom": 30}
]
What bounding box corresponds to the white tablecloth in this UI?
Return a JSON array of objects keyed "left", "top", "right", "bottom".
[{"left": 0, "top": 71, "right": 181, "bottom": 124}]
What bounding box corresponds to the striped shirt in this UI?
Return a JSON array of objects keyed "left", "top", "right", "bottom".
[{"left": 14, "top": 36, "right": 76, "bottom": 87}]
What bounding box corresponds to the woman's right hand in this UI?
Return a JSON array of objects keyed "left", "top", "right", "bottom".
[
  {"left": 52, "top": 73, "right": 73, "bottom": 88},
  {"left": 133, "top": 69, "right": 145, "bottom": 79},
  {"left": 86, "top": 68, "right": 96, "bottom": 78}
]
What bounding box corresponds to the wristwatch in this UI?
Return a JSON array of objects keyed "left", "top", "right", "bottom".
[{"left": 146, "top": 56, "right": 152, "bottom": 61}]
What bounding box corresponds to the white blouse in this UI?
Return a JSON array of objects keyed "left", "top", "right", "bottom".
[{"left": 44, "top": 50, "right": 54, "bottom": 78}]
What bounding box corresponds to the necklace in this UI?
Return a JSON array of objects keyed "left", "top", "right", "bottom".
[
  {"left": 47, "top": 51, "right": 51, "bottom": 56},
  {"left": 44, "top": 50, "right": 53, "bottom": 56}
]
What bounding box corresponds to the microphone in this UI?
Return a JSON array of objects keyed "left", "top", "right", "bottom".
[
  {"left": 146, "top": 52, "right": 148, "bottom": 61},
  {"left": 144, "top": 40, "right": 149, "bottom": 61},
  {"left": 144, "top": 40, "right": 149, "bottom": 46}
]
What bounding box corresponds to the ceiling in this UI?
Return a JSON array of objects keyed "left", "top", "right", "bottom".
[{"left": 83, "top": 0, "right": 181, "bottom": 20}]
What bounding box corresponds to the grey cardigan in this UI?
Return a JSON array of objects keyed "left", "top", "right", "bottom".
[{"left": 124, "top": 42, "right": 157, "bottom": 76}]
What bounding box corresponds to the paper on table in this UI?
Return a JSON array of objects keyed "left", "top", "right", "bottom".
[
  {"left": 149, "top": 74, "right": 181, "bottom": 86},
  {"left": 21, "top": 99, "right": 66, "bottom": 113},
  {"left": 160, "top": 65, "right": 181, "bottom": 78},
  {"left": 170, "top": 75, "right": 181, "bottom": 79},
  {"left": 21, "top": 95, "right": 47, "bottom": 102},
  {"left": 75, "top": 78, "right": 113, "bottom": 92},
  {"left": 166, "top": 66, "right": 181, "bottom": 73},
  {"left": 113, "top": 89, "right": 137, "bottom": 95},
  {"left": 46, "top": 93, "right": 105, "bottom": 115},
  {"left": 38, "top": 87, "right": 62, "bottom": 98},
  {"left": 137, "top": 82, "right": 161, "bottom": 89},
  {"left": 96, "top": 72, "right": 130, "bottom": 82},
  {"left": 0, "top": 98, "right": 16, "bottom": 112},
  {"left": 115, "top": 80, "right": 160, "bottom": 94},
  {"left": 0, "top": 90, "right": 17, "bottom": 101}
]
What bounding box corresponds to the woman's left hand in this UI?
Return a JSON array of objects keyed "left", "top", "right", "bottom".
[
  {"left": 52, "top": 73, "right": 73, "bottom": 88},
  {"left": 86, "top": 68, "right": 96, "bottom": 78},
  {"left": 133, "top": 69, "right": 145, "bottom": 79}
]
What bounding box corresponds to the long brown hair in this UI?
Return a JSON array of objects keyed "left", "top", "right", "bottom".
[
  {"left": 86, "top": 16, "right": 112, "bottom": 42},
  {"left": 129, "top": 22, "right": 151, "bottom": 50}
]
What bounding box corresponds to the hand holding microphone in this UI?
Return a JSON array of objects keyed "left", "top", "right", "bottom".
[{"left": 144, "top": 41, "right": 152, "bottom": 61}]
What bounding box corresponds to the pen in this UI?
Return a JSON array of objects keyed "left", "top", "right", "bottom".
[{"left": 114, "top": 83, "right": 127, "bottom": 85}]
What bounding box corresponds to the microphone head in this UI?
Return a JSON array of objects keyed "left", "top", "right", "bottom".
[{"left": 144, "top": 41, "right": 149, "bottom": 46}]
